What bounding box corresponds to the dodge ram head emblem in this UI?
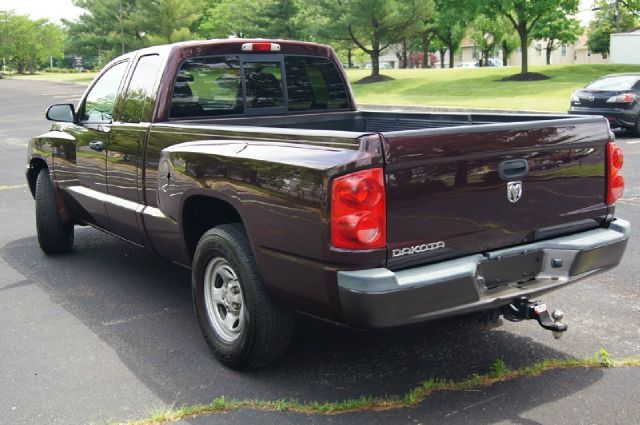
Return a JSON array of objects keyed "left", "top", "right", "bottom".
[{"left": 507, "top": 181, "right": 523, "bottom": 203}]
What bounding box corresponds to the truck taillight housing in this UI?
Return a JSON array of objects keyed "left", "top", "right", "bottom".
[
  {"left": 331, "top": 168, "right": 386, "bottom": 250},
  {"left": 606, "top": 141, "right": 624, "bottom": 205},
  {"left": 241, "top": 42, "right": 281, "bottom": 52}
]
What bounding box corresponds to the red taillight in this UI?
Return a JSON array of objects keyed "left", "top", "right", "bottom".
[
  {"left": 241, "top": 42, "right": 281, "bottom": 52},
  {"left": 331, "top": 168, "right": 386, "bottom": 250},
  {"left": 606, "top": 141, "right": 624, "bottom": 205},
  {"left": 607, "top": 93, "right": 637, "bottom": 103}
]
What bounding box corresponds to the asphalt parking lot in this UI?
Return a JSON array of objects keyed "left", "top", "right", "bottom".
[{"left": 0, "top": 78, "right": 639, "bottom": 425}]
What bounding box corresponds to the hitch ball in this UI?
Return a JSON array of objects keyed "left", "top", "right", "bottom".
[{"left": 552, "top": 309, "right": 565, "bottom": 339}]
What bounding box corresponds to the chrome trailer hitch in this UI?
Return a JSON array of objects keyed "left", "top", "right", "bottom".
[{"left": 502, "top": 296, "right": 568, "bottom": 339}]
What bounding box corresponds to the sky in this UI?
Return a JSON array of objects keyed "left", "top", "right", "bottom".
[
  {"left": 2, "top": 0, "right": 597, "bottom": 26},
  {"left": 1, "top": 0, "right": 83, "bottom": 23}
]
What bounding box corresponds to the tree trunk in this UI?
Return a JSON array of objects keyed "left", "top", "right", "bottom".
[
  {"left": 502, "top": 41, "right": 509, "bottom": 66},
  {"left": 422, "top": 33, "right": 431, "bottom": 68},
  {"left": 439, "top": 48, "right": 446, "bottom": 68},
  {"left": 347, "top": 49, "right": 353, "bottom": 68},
  {"left": 545, "top": 39, "right": 553, "bottom": 65},
  {"left": 370, "top": 22, "right": 380, "bottom": 78},
  {"left": 401, "top": 39, "right": 408, "bottom": 68},
  {"left": 448, "top": 43, "right": 454, "bottom": 68},
  {"left": 518, "top": 26, "right": 528, "bottom": 74},
  {"left": 371, "top": 50, "right": 380, "bottom": 78}
]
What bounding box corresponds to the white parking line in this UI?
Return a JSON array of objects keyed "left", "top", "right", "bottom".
[{"left": 625, "top": 141, "right": 640, "bottom": 144}]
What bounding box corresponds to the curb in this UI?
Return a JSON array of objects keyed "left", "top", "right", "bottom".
[{"left": 358, "top": 103, "right": 560, "bottom": 115}]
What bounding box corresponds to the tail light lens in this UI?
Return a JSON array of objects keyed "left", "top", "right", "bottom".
[
  {"left": 606, "top": 141, "right": 624, "bottom": 205},
  {"left": 607, "top": 93, "right": 637, "bottom": 103},
  {"left": 331, "top": 168, "right": 386, "bottom": 250}
]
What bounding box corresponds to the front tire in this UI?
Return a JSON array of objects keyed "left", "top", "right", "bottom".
[
  {"left": 35, "top": 169, "right": 74, "bottom": 254},
  {"left": 192, "top": 224, "right": 293, "bottom": 369}
]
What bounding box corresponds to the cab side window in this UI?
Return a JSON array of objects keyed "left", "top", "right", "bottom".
[
  {"left": 81, "top": 61, "right": 128, "bottom": 123},
  {"left": 121, "top": 55, "right": 161, "bottom": 123}
]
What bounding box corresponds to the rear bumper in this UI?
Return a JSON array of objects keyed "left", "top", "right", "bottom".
[
  {"left": 569, "top": 108, "right": 638, "bottom": 128},
  {"left": 337, "top": 219, "right": 630, "bottom": 328}
]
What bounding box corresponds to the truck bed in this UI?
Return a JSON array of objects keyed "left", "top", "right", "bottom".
[{"left": 164, "top": 110, "right": 612, "bottom": 270}]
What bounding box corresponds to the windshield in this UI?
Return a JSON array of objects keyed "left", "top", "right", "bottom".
[{"left": 585, "top": 76, "right": 639, "bottom": 91}]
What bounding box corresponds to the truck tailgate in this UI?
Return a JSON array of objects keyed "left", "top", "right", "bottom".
[{"left": 382, "top": 117, "right": 612, "bottom": 270}]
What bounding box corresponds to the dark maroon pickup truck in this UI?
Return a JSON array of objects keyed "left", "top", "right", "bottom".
[{"left": 27, "top": 39, "right": 629, "bottom": 368}]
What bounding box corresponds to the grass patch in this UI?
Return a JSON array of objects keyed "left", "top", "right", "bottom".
[
  {"left": 8, "top": 72, "right": 97, "bottom": 84},
  {"left": 346, "top": 64, "right": 640, "bottom": 112},
  {"left": 118, "top": 352, "right": 640, "bottom": 425}
]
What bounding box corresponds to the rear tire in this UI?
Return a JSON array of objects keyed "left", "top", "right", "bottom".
[
  {"left": 35, "top": 169, "right": 74, "bottom": 254},
  {"left": 192, "top": 224, "right": 293, "bottom": 369}
]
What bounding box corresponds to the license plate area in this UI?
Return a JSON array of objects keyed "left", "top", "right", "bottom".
[{"left": 478, "top": 251, "right": 542, "bottom": 289}]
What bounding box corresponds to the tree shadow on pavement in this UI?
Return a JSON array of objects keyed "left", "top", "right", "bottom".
[{"left": 1, "top": 228, "right": 604, "bottom": 414}]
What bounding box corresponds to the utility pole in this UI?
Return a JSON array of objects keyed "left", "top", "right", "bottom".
[
  {"left": 119, "top": 0, "right": 125, "bottom": 54},
  {"left": 1, "top": 10, "right": 8, "bottom": 74}
]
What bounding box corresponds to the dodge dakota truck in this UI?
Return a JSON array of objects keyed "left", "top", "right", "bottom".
[{"left": 28, "top": 39, "right": 629, "bottom": 369}]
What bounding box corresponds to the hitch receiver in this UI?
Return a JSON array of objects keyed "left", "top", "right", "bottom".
[{"left": 503, "top": 297, "right": 568, "bottom": 339}]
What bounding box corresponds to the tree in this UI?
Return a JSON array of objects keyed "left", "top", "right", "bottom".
[
  {"left": 138, "top": 0, "right": 203, "bottom": 44},
  {"left": 334, "top": 0, "right": 417, "bottom": 80},
  {"left": 470, "top": 15, "right": 503, "bottom": 66},
  {"left": 2, "top": 12, "right": 65, "bottom": 73},
  {"left": 481, "top": 0, "right": 579, "bottom": 74},
  {"left": 434, "top": 0, "right": 473, "bottom": 68},
  {"left": 64, "top": 0, "right": 146, "bottom": 64},
  {"left": 198, "top": 0, "right": 307, "bottom": 40},
  {"left": 499, "top": 28, "right": 519, "bottom": 66},
  {"left": 588, "top": 0, "right": 638, "bottom": 55},
  {"left": 531, "top": 10, "right": 581, "bottom": 64},
  {"left": 412, "top": 0, "right": 438, "bottom": 68}
]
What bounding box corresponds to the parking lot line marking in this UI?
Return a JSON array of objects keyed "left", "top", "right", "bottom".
[
  {"left": 0, "top": 185, "right": 27, "bottom": 191},
  {"left": 625, "top": 141, "right": 640, "bottom": 144}
]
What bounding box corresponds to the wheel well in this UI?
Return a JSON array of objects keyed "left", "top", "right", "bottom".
[
  {"left": 27, "top": 159, "right": 48, "bottom": 198},
  {"left": 183, "top": 195, "right": 243, "bottom": 259}
]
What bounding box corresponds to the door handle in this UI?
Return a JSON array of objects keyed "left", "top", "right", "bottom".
[
  {"left": 499, "top": 159, "right": 529, "bottom": 181},
  {"left": 89, "top": 140, "right": 105, "bottom": 152}
]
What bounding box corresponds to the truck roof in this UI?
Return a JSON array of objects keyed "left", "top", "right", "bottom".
[{"left": 135, "top": 38, "right": 336, "bottom": 60}]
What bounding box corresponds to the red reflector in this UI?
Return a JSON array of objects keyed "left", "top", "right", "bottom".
[
  {"left": 606, "top": 141, "right": 624, "bottom": 205},
  {"left": 331, "top": 168, "right": 386, "bottom": 250}
]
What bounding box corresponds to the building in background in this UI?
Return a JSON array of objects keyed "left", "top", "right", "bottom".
[
  {"left": 457, "top": 35, "right": 608, "bottom": 67},
  {"left": 610, "top": 29, "right": 640, "bottom": 64},
  {"left": 362, "top": 33, "right": 610, "bottom": 69}
]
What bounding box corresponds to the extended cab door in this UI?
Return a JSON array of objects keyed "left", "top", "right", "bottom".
[
  {"left": 63, "top": 60, "right": 129, "bottom": 228},
  {"left": 105, "top": 54, "right": 163, "bottom": 245}
]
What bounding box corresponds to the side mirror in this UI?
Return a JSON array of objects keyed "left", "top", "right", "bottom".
[{"left": 46, "top": 104, "right": 75, "bottom": 123}]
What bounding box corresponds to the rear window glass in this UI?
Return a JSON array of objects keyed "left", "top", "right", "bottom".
[
  {"left": 285, "top": 57, "right": 349, "bottom": 111},
  {"left": 170, "top": 56, "right": 242, "bottom": 118},
  {"left": 244, "top": 61, "right": 284, "bottom": 108},
  {"left": 170, "top": 55, "right": 350, "bottom": 118},
  {"left": 586, "top": 76, "right": 639, "bottom": 91}
]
